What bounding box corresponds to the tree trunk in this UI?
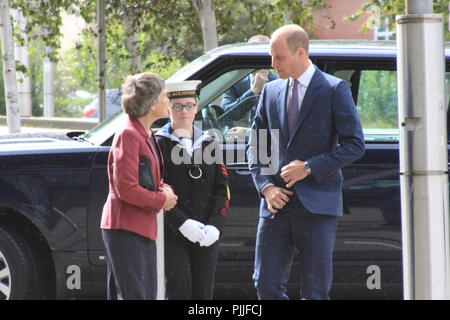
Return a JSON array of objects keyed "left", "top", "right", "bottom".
[
  {"left": 191, "top": 0, "right": 218, "bottom": 52},
  {"left": 12, "top": 8, "right": 32, "bottom": 117},
  {"left": 122, "top": 2, "right": 141, "bottom": 74},
  {"left": 123, "top": 16, "right": 141, "bottom": 74},
  {"left": 0, "top": 0, "right": 21, "bottom": 133},
  {"left": 97, "top": 0, "right": 106, "bottom": 123}
]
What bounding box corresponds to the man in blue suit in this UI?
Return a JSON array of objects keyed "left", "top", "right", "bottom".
[
  {"left": 247, "top": 25, "right": 365, "bottom": 300},
  {"left": 221, "top": 35, "right": 278, "bottom": 122}
]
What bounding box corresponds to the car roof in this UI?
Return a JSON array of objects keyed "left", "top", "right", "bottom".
[
  {"left": 206, "top": 39, "right": 450, "bottom": 59},
  {"left": 168, "top": 39, "right": 450, "bottom": 84}
]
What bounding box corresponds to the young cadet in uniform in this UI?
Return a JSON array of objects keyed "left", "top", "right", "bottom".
[{"left": 156, "top": 80, "right": 230, "bottom": 300}]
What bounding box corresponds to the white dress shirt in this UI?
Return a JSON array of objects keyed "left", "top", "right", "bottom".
[{"left": 287, "top": 60, "right": 316, "bottom": 113}]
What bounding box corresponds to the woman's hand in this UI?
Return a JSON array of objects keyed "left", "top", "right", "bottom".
[{"left": 160, "top": 186, "right": 178, "bottom": 211}]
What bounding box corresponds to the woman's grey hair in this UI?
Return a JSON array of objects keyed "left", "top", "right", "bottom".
[{"left": 121, "top": 72, "right": 165, "bottom": 118}]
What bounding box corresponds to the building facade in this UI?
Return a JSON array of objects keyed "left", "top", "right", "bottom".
[{"left": 310, "top": 0, "right": 391, "bottom": 40}]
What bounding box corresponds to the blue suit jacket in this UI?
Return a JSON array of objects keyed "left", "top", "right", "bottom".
[{"left": 247, "top": 68, "right": 365, "bottom": 218}]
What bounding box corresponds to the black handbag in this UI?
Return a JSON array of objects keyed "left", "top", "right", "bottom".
[{"left": 139, "top": 156, "right": 156, "bottom": 191}]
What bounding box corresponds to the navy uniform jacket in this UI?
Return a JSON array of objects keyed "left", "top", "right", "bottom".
[
  {"left": 247, "top": 67, "right": 365, "bottom": 218},
  {"left": 156, "top": 124, "right": 229, "bottom": 236}
]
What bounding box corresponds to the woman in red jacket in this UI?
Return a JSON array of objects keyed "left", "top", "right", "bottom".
[{"left": 100, "top": 72, "right": 178, "bottom": 300}]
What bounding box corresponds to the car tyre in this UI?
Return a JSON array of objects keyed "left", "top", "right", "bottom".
[{"left": 0, "top": 225, "right": 45, "bottom": 300}]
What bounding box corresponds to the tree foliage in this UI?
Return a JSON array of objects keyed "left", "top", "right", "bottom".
[
  {"left": 2, "top": 0, "right": 332, "bottom": 117},
  {"left": 346, "top": 0, "right": 450, "bottom": 41},
  {"left": 214, "top": 0, "right": 330, "bottom": 43},
  {"left": 9, "top": 0, "right": 331, "bottom": 64},
  {"left": 139, "top": 0, "right": 331, "bottom": 61},
  {"left": 2, "top": 0, "right": 448, "bottom": 118},
  {"left": 10, "top": 0, "right": 76, "bottom": 61}
]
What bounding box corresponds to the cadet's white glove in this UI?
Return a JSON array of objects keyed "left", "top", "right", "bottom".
[
  {"left": 251, "top": 70, "right": 269, "bottom": 95},
  {"left": 199, "top": 225, "right": 220, "bottom": 247},
  {"left": 178, "top": 219, "right": 205, "bottom": 243}
]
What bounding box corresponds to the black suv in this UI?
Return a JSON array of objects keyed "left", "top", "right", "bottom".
[{"left": 1, "top": 40, "right": 449, "bottom": 300}]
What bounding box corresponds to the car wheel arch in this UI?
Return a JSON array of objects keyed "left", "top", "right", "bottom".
[{"left": 0, "top": 207, "right": 56, "bottom": 299}]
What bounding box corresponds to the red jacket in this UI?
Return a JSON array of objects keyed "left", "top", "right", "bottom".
[{"left": 100, "top": 115, "right": 167, "bottom": 240}]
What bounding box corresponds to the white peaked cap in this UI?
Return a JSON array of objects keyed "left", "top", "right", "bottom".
[{"left": 165, "top": 80, "right": 202, "bottom": 98}]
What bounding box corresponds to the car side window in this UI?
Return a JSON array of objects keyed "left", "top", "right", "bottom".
[
  {"left": 324, "top": 61, "right": 398, "bottom": 142},
  {"left": 327, "top": 61, "right": 450, "bottom": 142},
  {"left": 197, "top": 68, "right": 277, "bottom": 142},
  {"left": 357, "top": 69, "right": 398, "bottom": 133},
  {"left": 196, "top": 69, "right": 253, "bottom": 140}
]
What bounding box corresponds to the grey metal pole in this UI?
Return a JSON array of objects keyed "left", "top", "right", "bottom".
[
  {"left": 405, "top": 0, "right": 432, "bottom": 14},
  {"left": 43, "top": 48, "right": 55, "bottom": 118},
  {"left": 97, "top": 0, "right": 106, "bottom": 123},
  {"left": 397, "top": 0, "right": 450, "bottom": 300},
  {"left": 156, "top": 211, "right": 165, "bottom": 300}
]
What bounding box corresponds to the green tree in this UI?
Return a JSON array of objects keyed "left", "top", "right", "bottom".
[
  {"left": 140, "top": 0, "right": 331, "bottom": 62},
  {"left": 10, "top": 0, "right": 75, "bottom": 62},
  {"left": 0, "top": 37, "right": 43, "bottom": 116},
  {"left": 53, "top": 28, "right": 182, "bottom": 117},
  {"left": 4, "top": 0, "right": 331, "bottom": 117},
  {"left": 11, "top": 0, "right": 331, "bottom": 70}
]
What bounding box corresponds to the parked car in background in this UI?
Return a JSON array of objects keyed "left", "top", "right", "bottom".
[
  {"left": 82, "top": 89, "right": 122, "bottom": 119},
  {"left": 1, "top": 40, "right": 449, "bottom": 300}
]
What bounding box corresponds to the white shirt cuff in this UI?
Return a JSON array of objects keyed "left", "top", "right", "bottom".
[{"left": 261, "top": 183, "right": 275, "bottom": 196}]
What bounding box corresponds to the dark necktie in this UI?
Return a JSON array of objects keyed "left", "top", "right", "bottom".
[{"left": 288, "top": 79, "right": 299, "bottom": 136}]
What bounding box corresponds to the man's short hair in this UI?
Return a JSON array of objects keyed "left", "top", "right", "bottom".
[
  {"left": 272, "top": 25, "right": 309, "bottom": 55},
  {"left": 121, "top": 72, "right": 165, "bottom": 118}
]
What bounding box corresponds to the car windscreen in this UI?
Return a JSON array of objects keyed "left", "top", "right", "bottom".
[{"left": 81, "top": 112, "right": 126, "bottom": 146}]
